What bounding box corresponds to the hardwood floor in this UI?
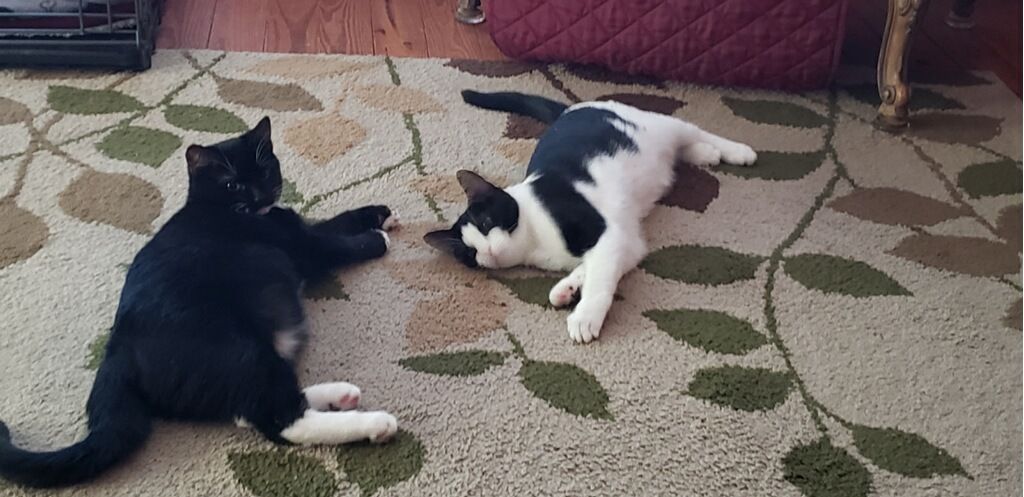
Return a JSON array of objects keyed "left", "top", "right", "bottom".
[{"left": 156, "top": 0, "right": 1021, "bottom": 96}]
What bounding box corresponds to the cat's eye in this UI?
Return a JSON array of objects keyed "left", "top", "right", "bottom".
[{"left": 225, "top": 182, "right": 242, "bottom": 192}]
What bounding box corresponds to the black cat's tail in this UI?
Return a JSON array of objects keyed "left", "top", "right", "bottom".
[
  {"left": 461, "top": 90, "right": 568, "bottom": 124},
  {"left": 0, "top": 355, "right": 151, "bottom": 488}
]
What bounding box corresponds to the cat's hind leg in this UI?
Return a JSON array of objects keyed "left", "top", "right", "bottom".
[
  {"left": 304, "top": 382, "right": 361, "bottom": 411},
  {"left": 567, "top": 230, "right": 647, "bottom": 344},
  {"left": 549, "top": 265, "right": 586, "bottom": 308},
  {"left": 244, "top": 356, "right": 396, "bottom": 445}
]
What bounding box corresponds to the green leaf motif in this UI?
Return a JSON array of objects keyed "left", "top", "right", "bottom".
[
  {"left": 783, "top": 254, "right": 911, "bottom": 297},
  {"left": 399, "top": 350, "right": 505, "bottom": 377},
  {"left": 304, "top": 277, "right": 349, "bottom": 301},
  {"left": 280, "top": 178, "right": 304, "bottom": 205},
  {"left": 97, "top": 126, "right": 182, "bottom": 167},
  {"left": 718, "top": 150, "right": 825, "bottom": 181},
  {"left": 337, "top": 429, "right": 424, "bottom": 497},
  {"left": 851, "top": 425, "right": 968, "bottom": 478},
  {"left": 85, "top": 330, "right": 110, "bottom": 370},
  {"left": 519, "top": 360, "right": 612, "bottom": 420},
  {"left": 643, "top": 309, "right": 766, "bottom": 355},
  {"left": 492, "top": 275, "right": 561, "bottom": 307},
  {"left": 687, "top": 365, "right": 792, "bottom": 412},
  {"left": 641, "top": 245, "right": 763, "bottom": 286},
  {"left": 844, "top": 84, "right": 966, "bottom": 111},
  {"left": 721, "top": 96, "right": 829, "bottom": 128},
  {"left": 783, "top": 438, "right": 872, "bottom": 497},
  {"left": 164, "top": 104, "right": 247, "bottom": 133},
  {"left": 957, "top": 160, "right": 1022, "bottom": 198},
  {"left": 48, "top": 85, "right": 143, "bottom": 115},
  {"left": 228, "top": 449, "right": 338, "bottom": 497}
]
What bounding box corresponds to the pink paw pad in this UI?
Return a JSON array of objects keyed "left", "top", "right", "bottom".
[{"left": 328, "top": 392, "right": 360, "bottom": 411}]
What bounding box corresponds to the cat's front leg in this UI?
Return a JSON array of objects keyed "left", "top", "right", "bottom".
[
  {"left": 312, "top": 205, "right": 399, "bottom": 236},
  {"left": 549, "top": 264, "right": 586, "bottom": 308},
  {"left": 566, "top": 232, "right": 646, "bottom": 343}
]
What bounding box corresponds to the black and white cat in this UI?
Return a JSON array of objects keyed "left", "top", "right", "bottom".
[
  {"left": 0, "top": 117, "right": 399, "bottom": 488},
  {"left": 425, "top": 91, "right": 757, "bottom": 344}
]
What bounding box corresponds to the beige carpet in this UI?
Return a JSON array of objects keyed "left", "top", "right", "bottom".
[{"left": 0, "top": 50, "right": 1020, "bottom": 497}]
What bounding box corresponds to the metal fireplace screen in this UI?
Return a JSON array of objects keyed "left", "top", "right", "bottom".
[{"left": 0, "top": 0, "right": 160, "bottom": 69}]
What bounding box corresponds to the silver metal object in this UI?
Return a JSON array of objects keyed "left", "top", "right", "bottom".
[{"left": 456, "top": 0, "right": 485, "bottom": 25}]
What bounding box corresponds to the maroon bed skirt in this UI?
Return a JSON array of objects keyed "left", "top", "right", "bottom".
[{"left": 485, "top": 0, "right": 850, "bottom": 90}]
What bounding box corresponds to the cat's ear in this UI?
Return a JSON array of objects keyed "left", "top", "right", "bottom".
[
  {"left": 186, "top": 144, "right": 217, "bottom": 175},
  {"left": 456, "top": 170, "right": 498, "bottom": 204},
  {"left": 423, "top": 229, "right": 461, "bottom": 256},
  {"left": 249, "top": 116, "right": 272, "bottom": 143}
]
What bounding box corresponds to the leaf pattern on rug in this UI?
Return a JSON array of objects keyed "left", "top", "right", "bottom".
[
  {"left": 48, "top": 85, "right": 143, "bottom": 115},
  {"left": 956, "top": 160, "right": 1022, "bottom": 198},
  {"left": 995, "top": 205, "right": 1022, "bottom": 250},
  {"left": 215, "top": 75, "right": 322, "bottom": 112},
  {"left": 783, "top": 254, "right": 911, "bottom": 297},
  {"left": 0, "top": 96, "right": 31, "bottom": 125},
  {"left": 97, "top": 126, "right": 182, "bottom": 167},
  {"left": 284, "top": 114, "right": 366, "bottom": 166},
  {"left": 595, "top": 93, "right": 685, "bottom": 114},
  {"left": 850, "top": 425, "right": 968, "bottom": 478},
  {"left": 721, "top": 97, "right": 828, "bottom": 128},
  {"left": 687, "top": 366, "right": 792, "bottom": 412},
  {"left": 828, "top": 188, "right": 964, "bottom": 226},
  {"left": 246, "top": 56, "right": 376, "bottom": 79},
  {"left": 658, "top": 161, "right": 720, "bottom": 212},
  {"left": 783, "top": 439, "right": 872, "bottom": 497},
  {"left": 228, "top": 450, "right": 338, "bottom": 497},
  {"left": 164, "top": 104, "right": 247, "bottom": 133},
  {"left": 85, "top": 329, "right": 110, "bottom": 370},
  {"left": 59, "top": 170, "right": 163, "bottom": 234},
  {"left": 844, "top": 84, "right": 966, "bottom": 111},
  {"left": 350, "top": 86, "right": 443, "bottom": 114},
  {"left": 889, "top": 234, "right": 1020, "bottom": 277},
  {"left": 641, "top": 245, "right": 763, "bottom": 285},
  {"left": 444, "top": 59, "right": 539, "bottom": 77},
  {"left": 279, "top": 178, "right": 305, "bottom": 206},
  {"left": 503, "top": 114, "right": 546, "bottom": 140},
  {"left": 492, "top": 275, "right": 562, "bottom": 308},
  {"left": 390, "top": 258, "right": 510, "bottom": 352},
  {"left": 643, "top": 309, "right": 766, "bottom": 355},
  {"left": 400, "top": 350, "right": 506, "bottom": 377},
  {"left": 303, "top": 277, "right": 349, "bottom": 301},
  {"left": 718, "top": 150, "right": 825, "bottom": 181},
  {"left": 0, "top": 201, "right": 49, "bottom": 269},
  {"left": 519, "top": 360, "right": 612, "bottom": 420},
  {"left": 906, "top": 113, "right": 1002, "bottom": 145},
  {"left": 337, "top": 430, "right": 425, "bottom": 497}
]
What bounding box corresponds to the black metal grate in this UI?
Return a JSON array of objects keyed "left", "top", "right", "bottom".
[{"left": 0, "top": 0, "right": 161, "bottom": 70}]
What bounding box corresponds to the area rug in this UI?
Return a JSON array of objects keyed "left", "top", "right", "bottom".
[{"left": 0, "top": 51, "right": 1020, "bottom": 497}]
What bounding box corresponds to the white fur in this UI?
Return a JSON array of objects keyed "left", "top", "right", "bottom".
[
  {"left": 273, "top": 322, "right": 308, "bottom": 360},
  {"left": 280, "top": 409, "right": 397, "bottom": 445},
  {"left": 304, "top": 382, "right": 361, "bottom": 411},
  {"left": 463, "top": 100, "right": 756, "bottom": 343}
]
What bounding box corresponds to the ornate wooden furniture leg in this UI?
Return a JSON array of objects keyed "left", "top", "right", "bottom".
[
  {"left": 877, "top": 0, "right": 931, "bottom": 129},
  {"left": 456, "top": 0, "right": 485, "bottom": 24},
  {"left": 946, "top": 0, "right": 976, "bottom": 29}
]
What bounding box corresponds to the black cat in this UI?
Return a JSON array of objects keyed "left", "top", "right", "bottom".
[{"left": 0, "top": 117, "right": 399, "bottom": 488}]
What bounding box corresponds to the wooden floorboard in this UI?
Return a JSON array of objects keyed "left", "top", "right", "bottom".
[
  {"left": 419, "top": 0, "right": 505, "bottom": 60},
  {"left": 263, "top": 0, "right": 374, "bottom": 54},
  {"left": 156, "top": 0, "right": 215, "bottom": 49},
  {"left": 207, "top": 0, "right": 268, "bottom": 52},
  {"left": 370, "top": 0, "right": 429, "bottom": 58}
]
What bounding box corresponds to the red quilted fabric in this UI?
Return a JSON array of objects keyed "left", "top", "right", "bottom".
[{"left": 485, "top": 0, "right": 850, "bottom": 90}]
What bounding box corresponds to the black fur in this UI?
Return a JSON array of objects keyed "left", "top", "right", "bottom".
[
  {"left": 426, "top": 91, "right": 635, "bottom": 261},
  {"left": 0, "top": 117, "right": 391, "bottom": 488}
]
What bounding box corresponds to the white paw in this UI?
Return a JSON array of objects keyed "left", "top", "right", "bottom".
[
  {"left": 682, "top": 142, "right": 721, "bottom": 167},
  {"left": 366, "top": 412, "right": 398, "bottom": 443},
  {"left": 375, "top": 229, "right": 391, "bottom": 249},
  {"left": 549, "top": 277, "right": 582, "bottom": 308},
  {"left": 567, "top": 308, "right": 605, "bottom": 344},
  {"left": 304, "top": 382, "right": 361, "bottom": 411},
  {"left": 382, "top": 212, "right": 401, "bottom": 231},
  {"left": 720, "top": 143, "right": 757, "bottom": 166}
]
